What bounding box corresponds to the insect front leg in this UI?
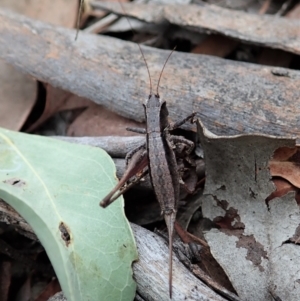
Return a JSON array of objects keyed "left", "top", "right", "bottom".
[
  {"left": 167, "top": 112, "right": 197, "bottom": 131},
  {"left": 100, "top": 142, "right": 148, "bottom": 208}
]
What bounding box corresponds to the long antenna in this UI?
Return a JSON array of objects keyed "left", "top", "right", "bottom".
[
  {"left": 156, "top": 47, "right": 176, "bottom": 96},
  {"left": 119, "top": 1, "right": 153, "bottom": 95}
]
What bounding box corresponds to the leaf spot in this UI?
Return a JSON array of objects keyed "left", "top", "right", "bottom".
[
  {"left": 3, "top": 178, "right": 26, "bottom": 187},
  {"left": 59, "top": 222, "right": 71, "bottom": 247}
]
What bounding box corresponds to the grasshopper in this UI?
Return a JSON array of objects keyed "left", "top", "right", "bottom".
[
  {"left": 77, "top": 0, "right": 196, "bottom": 298},
  {"left": 100, "top": 48, "right": 195, "bottom": 298}
]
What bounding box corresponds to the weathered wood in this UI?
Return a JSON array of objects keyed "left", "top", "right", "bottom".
[
  {"left": 93, "top": 1, "right": 300, "bottom": 55},
  {"left": 0, "top": 9, "right": 299, "bottom": 140},
  {"left": 131, "top": 223, "right": 227, "bottom": 301}
]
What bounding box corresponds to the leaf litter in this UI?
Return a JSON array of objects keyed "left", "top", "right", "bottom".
[
  {"left": 197, "top": 118, "right": 300, "bottom": 301},
  {"left": 1, "top": 0, "right": 300, "bottom": 300}
]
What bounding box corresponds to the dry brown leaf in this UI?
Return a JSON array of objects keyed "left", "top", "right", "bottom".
[
  {"left": 27, "top": 85, "right": 91, "bottom": 132},
  {"left": 0, "top": 0, "right": 78, "bottom": 27},
  {"left": 272, "top": 146, "right": 298, "bottom": 161},
  {"left": 191, "top": 35, "right": 238, "bottom": 57},
  {"left": 266, "top": 178, "right": 297, "bottom": 202},
  {"left": 67, "top": 102, "right": 143, "bottom": 137},
  {"left": 269, "top": 147, "right": 300, "bottom": 188},
  {"left": 269, "top": 161, "right": 300, "bottom": 188},
  {"left": 0, "top": 0, "right": 79, "bottom": 131},
  {"left": 0, "top": 60, "right": 36, "bottom": 130}
]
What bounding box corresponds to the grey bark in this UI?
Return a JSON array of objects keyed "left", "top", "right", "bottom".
[
  {"left": 93, "top": 1, "right": 300, "bottom": 54},
  {"left": 0, "top": 9, "right": 299, "bottom": 142}
]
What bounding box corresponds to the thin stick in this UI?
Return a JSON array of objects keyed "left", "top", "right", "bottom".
[{"left": 75, "top": 0, "right": 84, "bottom": 40}]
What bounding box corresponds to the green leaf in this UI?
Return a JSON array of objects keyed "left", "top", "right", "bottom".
[{"left": 0, "top": 128, "right": 137, "bottom": 301}]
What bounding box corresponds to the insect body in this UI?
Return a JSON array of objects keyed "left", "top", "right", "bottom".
[{"left": 144, "top": 94, "right": 180, "bottom": 298}]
